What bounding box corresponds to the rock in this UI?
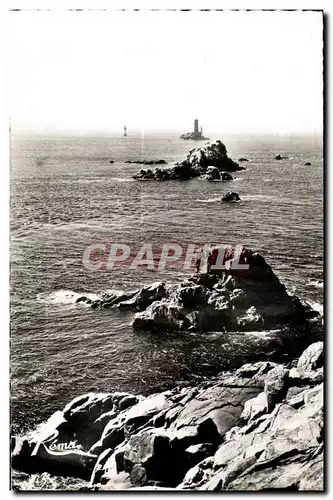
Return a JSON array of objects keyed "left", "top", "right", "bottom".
[
  {"left": 11, "top": 392, "right": 138, "bottom": 480},
  {"left": 109, "top": 160, "right": 114, "bottom": 164},
  {"left": 221, "top": 192, "right": 241, "bottom": 202},
  {"left": 82, "top": 247, "right": 314, "bottom": 334},
  {"left": 76, "top": 296, "right": 92, "bottom": 305},
  {"left": 130, "top": 464, "right": 147, "bottom": 486},
  {"left": 275, "top": 154, "right": 288, "bottom": 160},
  {"left": 304, "top": 162, "right": 312, "bottom": 166},
  {"left": 133, "top": 141, "right": 244, "bottom": 181},
  {"left": 220, "top": 172, "right": 234, "bottom": 181},
  {"left": 126, "top": 159, "right": 167, "bottom": 165},
  {"left": 238, "top": 158, "right": 249, "bottom": 162},
  {"left": 240, "top": 392, "right": 267, "bottom": 422},
  {"left": 288, "top": 367, "right": 323, "bottom": 386},
  {"left": 132, "top": 301, "right": 190, "bottom": 331},
  {"left": 101, "top": 290, "right": 138, "bottom": 309},
  {"left": 12, "top": 343, "right": 324, "bottom": 491},
  {"left": 264, "top": 365, "right": 289, "bottom": 412},
  {"left": 297, "top": 341, "right": 323, "bottom": 371},
  {"left": 118, "top": 282, "right": 166, "bottom": 311}
]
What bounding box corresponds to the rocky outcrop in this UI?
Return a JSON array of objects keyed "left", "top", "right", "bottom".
[
  {"left": 11, "top": 342, "right": 324, "bottom": 491},
  {"left": 125, "top": 160, "right": 167, "bottom": 165},
  {"left": 200, "top": 167, "right": 234, "bottom": 182},
  {"left": 133, "top": 141, "right": 244, "bottom": 181},
  {"left": 221, "top": 191, "right": 241, "bottom": 202},
  {"left": 75, "top": 247, "right": 316, "bottom": 333},
  {"left": 180, "top": 132, "right": 209, "bottom": 141}
]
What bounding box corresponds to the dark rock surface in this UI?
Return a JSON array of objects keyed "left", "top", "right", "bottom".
[
  {"left": 275, "top": 154, "right": 289, "bottom": 160},
  {"left": 305, "top": 162, "right": 312, "bottom": 166},
  {"left": 238, "top": 158, "right": 249, "bottom": 162},
  {"left": 125, "top": 159, "right": 167, "bottom": 165},
  {"left": 12, "top": 342, "right": 324, "bottom": 491},
  {"left": 133, "top": 141, "right": 244, "bottom": 181},
  {"left": 221, "top": 191, "right": 241, "bottom": 202}
]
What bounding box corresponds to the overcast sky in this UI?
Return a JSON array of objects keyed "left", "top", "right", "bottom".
[{"left": 9, "top": 9, "right": 323, "bottom": 134}]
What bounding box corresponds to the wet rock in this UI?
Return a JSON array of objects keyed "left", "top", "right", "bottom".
[
  {"left": 12, "top": 343, "right": 324, "bottom": 491},
  {"left": 304, "top": 162, "right": 312, "bottom": 166},
  {"left": 76, "top": 296, "right": 92, "bottom": 305},
  {"left": 221, "top": 191, "right": 241, "bottom": 202},
  {"left": 275, "top": 154, "right": 288, "bottom": 160},
  {"left": 238, "top": 158, "right": 249, "bottom": 162}
]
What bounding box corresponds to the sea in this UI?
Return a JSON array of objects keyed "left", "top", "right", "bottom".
[{"left": 10, "top": 132, "right": 324, "bottom": 489}]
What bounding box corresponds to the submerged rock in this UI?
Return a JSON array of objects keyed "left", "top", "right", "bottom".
[
  {"left": 305, "top": 162, "right": 312, "bottom": 166},
  {"left": 12, "top": 343, "right": 324, "bottom": 491}
]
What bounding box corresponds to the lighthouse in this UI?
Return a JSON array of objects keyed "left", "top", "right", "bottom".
[{"left": 194, "top": 119, "right": 199, "bottom": 134}]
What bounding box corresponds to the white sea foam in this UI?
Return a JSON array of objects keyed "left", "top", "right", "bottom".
[
  {"left": 307, "top": 280, "right": 324, "bottom": 289},
  {"left": 306, "top": 300, "right": 324, "bottom": 317},
  {"left": 37, "top": 290, "right": 100, "bottom": 305}
]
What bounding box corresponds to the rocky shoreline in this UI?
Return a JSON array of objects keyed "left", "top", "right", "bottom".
[
  {"left": 12, "top": 340, "right": 324, "bottom": 491},
  {"left": 11, "top": 248, "right": 324, "bottom": 491}
]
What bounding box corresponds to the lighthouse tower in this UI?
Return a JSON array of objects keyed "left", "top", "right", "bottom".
[{"left": 194, "top": 119, "right": 199, "bottom": 135}]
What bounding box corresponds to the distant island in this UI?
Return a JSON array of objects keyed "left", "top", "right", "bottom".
[{"left": 180, "top": 118, "right": 209, "bottom": 141}]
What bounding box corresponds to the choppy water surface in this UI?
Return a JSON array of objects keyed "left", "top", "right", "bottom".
[{"left": 11, "top": 132, "right": 323, "bottom": 436}]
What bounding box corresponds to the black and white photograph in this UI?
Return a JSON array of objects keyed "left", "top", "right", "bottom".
[{"left": 9, "top": 6, "right": 324, "bottom": 492}]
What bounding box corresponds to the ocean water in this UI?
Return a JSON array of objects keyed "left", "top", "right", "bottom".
[{"left": 10, "top": 132, "right": 323, "bottom": 440}]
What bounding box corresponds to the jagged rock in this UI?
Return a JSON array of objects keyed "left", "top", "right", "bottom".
[
  {"left": 221, "top": 191, "right": 241, "bottom": 202},
  {"left": 118, "top": 282, "right": 166, "bottom": 311},
  {"left": 132, "top": 301, "right": 190, "bottom": 331},
  {"left": 297, "top": 341, "right": 323, "bottom": 371},
  {"left": 12, "top": 343, "right": 324, "bottom": 491},
  {"left": 221, "top": 172, "right": 234, "bottom": 181},
  {"left": 133, "top": 141, "right": 243, "bottom": 181},
  {"left": 95, "top": 247, "right": 315, "bottom": 333},
  {"left": 264, "top": 365, "right": 289, "bottom": 411},
  {"left": 240, "top": 392, "right": 267, "bottom": 422},
  {"left": 126, "top": 159, "right": 167, "bottom": 165}
]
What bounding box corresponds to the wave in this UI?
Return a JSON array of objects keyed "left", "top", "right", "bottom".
[
  {"left": 306, "top": 300, "right": 324, "bottom": 317},
  {"left": 196, "top": 197, "right": 221, "bottom": 203},
  {"left": 37, "top": 290, "right": 100, "bottom": 306},
  {"left": 307, "top": 280, "right": 324, "bottom": 289}
]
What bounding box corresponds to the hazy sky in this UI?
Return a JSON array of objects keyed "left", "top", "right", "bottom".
[{"left": 9, "top": 9, "right": 323, "bottom": 134}]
